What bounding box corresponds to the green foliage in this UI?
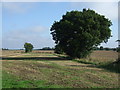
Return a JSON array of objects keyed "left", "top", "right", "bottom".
[
  {"left": 98, "top": 62, "right": 120, "bottom": 73},
  {"left": 54, "top": 44, "right": 64, "bottom": 54},
  {"left": 24, "top": 42, "right": 34, "bottom": 53},
  {"left": 2, "top": 48, "right": 9, "bottom": 50},
  {"left": 73, "top": 58, "right": 120, "bottom": 73},
  {"left": 50, "top": 9, "right": 112, "bottom": 58},
  {"left": 116, "top": 47, "right": 120, "bottom": 52},
  {"left": 2, "top": 71, "right": 63, "bottom": 88},
  {"left": 41, "top": 47, "right": 54, "bottom": 50}
]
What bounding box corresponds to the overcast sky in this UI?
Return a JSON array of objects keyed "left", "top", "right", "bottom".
[{"left": 1, "top": 1, "right": 119, "bottom": 49}]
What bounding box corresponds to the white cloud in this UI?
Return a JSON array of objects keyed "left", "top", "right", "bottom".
[
  {"left": 2, "top": 2, "right": 35, "bottom": 13},
  {"left": 70, "top": 2, "right": 118, "bottom": 21},
  {"left": 31, "top": 26, "right": 48, "bottom": 32},
  {"left": 2, "top": 2, "right": 118, "bottom": 20},
  {"left": 2, "top": 25, "right": 55, "bottom": 49},
  {"left": 91, "top": 2, "right": 118, "bottom": 21},
  {"left": 101, "top": 39, "right": 118, "bottom": 48}
]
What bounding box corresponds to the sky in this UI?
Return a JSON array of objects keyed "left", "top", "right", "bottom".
[{"left": 1, "top": 1, "right": 119, "bottom": 49}]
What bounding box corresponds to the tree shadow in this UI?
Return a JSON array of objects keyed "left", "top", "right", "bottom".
[
  {"left": 1, "top": 56, "right": 120, "bottom": 74},
  {"left": 97, "top": 60, "right": 120, "bottom": 73},
  {"left": 69, "top": 64, "right": 96, "bottom": 68},
  {"left": 68, "top": 61, "right": 120, "bottom": 73},
  {"left": 72, "top": 59, "right": 120, "bottom": 74},
  {"left": 1, "top": 56, "right": 72, "bottom": 61}
]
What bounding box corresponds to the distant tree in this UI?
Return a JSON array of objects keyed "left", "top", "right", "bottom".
[
  {"left": 104, "top": 47, "right": 110, "bottom": 51},
  {"left": 41, "top": 47, "right": 53, "bottom": 50},
  {"left": 24, "top": 43, "right": 34, "bottom": 53},
  {"left": 112, "top": 48, "right": 116, "bottom": 51},
  {"left": 50, "top": 9, "right": 112, "bottom": 58},
  {"left": 100, "top": 46, "right": 104, "bottom": 50},
  {"left": 2, "top": 48, "right": 9, "bottom": 50},
  {"left": 115, "top": 40, "right": 120, "bottom": 52},
  {"left": 116, "top": 40, "right": 120, "bottom": 47}
]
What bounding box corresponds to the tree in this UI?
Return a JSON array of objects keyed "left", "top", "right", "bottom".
[
  {"left": 100, "top": 46, "right": 104, "bottom": 50},
  {"left": 50, "top": 9, "right": 112, "bottom": 58},
  {"left": 116, "top": 40, "right": 120, "bottom": 52},
  {"left": 116, "top": 40, "right": 120, "bottom": 48},
  {"left": 24, "top": 43, "right": 34, "bottom": 53},
  {"left": 54, "top": 44, "right": 64, "bottom": 54}
]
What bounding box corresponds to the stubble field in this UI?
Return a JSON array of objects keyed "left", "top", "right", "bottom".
[{"left": 1, "top": 50, "right": 120, "bottom": 88}]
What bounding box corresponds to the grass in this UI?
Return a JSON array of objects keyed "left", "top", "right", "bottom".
[
  {"left": 98, "top": 62, "right": 120, "bottom": 73},
  {"left": 2, "top": 71, "right": 30, "bottom": 88},
  {"left": 2, "top": 71, "right": 64, "bottom": 88},
  {"left": 69, "top": 50, "right": 120, "bottom": 73},
  {"left": 1, "top": 50, "right": 120, "bottom": 88}
]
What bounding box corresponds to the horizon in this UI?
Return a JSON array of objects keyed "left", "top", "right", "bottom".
[{"left": 1, "top": 46, "right": 118, "bottom": 50}]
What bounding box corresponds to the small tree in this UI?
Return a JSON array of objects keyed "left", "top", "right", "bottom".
[
  {"left": 50, "top": 9, "right": 112, "bottom": 58},
  {"left": 24, "top": 43, "right": 34, "bottom": 53},
  {"left": 116, "top": 40, "right": 120, "bottom": 52},
  {"left": 100, "top": 46, "right": 104, "bottom": 50},
  {"left": 116, "top": 40, "right": 120, "bottom": 48}
]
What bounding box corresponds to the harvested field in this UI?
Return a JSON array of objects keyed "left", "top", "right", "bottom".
[
  {"left": 1, "top": 50, "right": 120, "bottom": 88},
  {"left": 88, "top": 50, "right": 118, "bottom": 62}
]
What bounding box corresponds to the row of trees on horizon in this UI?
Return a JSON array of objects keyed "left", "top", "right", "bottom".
[{"left": 1, "top": 45, "right": 120, "bottom": 51}]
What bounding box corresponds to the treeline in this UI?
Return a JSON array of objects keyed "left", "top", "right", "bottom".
[
  {"left": 39, "top": 47, "right": 120, "bottom": 52},
  {"left": 2, "top": 47, "right": 120, "bottom": 52},
  {"left": 2, "top": 48, "right": 24, "bottom": 50},
  {"left": 2, "top": 48, "right": 9, "bottom": 50},
  {"left": 2, "top": 47, "right": 54, "bottom": 51},
  {"left": 36, "top": 47, "right": 55, "bottom": 50},
  {"left": 93, "top": 46, "right": 120, "bottom": 52}
]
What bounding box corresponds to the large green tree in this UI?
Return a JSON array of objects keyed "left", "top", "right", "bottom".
[
  {"left": 24, "top": 43, "right": 34, "bottom": 53},
  {"left": 50, "top": 9, "right": 112, "bottom": 58}
]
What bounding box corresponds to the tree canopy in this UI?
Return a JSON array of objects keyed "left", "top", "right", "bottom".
[
  {"left": 24, "top": 42, "right": 34, "bottom": 53},
  {"left": 50, "top": 9, "right": 112, "bottom": 58}
]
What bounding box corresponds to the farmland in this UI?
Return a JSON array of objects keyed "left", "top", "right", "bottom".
[{"left": 1, "top": 50, "right": 120, "bottom": 88}]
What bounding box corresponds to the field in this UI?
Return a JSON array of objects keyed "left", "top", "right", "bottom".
[{"left": 1, "top": 50, "right": 120, "bottom": 88}]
